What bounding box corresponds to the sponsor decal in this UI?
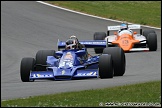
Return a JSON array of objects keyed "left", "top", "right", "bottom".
[
  {"left": 77, "top": 72, "right": 96, "bottom": 76},
  {"left": 122, "top": 40, "right": 129, "bottom": 46},
  {"left": 32, "top": 74, "right": 52, "bottom": 77},
  {"left": 93, "top": 72, "right": 97, "bottom": 75},
  {"left": 87, "top": 72, "right": 93, "bottom": 75},
  {"left": 62, "top": 70, "right": 65, "bottom": 75},
  {"left": 37, "top": 74, "right": 41, "bottom": 77},
  {"left": 64, "top": 52, "right": 73, "bottom": 59},
  {"left": 81, "top": 42, "right": 105, "bottom": 44}
]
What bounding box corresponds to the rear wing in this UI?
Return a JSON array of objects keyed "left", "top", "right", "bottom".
[
  {"left": 58, "top": 39, "right": 107, "bottom": 49},
  {"left": 107, "top": 24, "right": 141, "bottom": 31}
]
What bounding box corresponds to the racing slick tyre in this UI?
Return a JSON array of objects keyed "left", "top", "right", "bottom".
[
  {"left": 143, "top": 30, "right": 155, "bottom": 39},
  {"left": 103, "top": 47, "right": 125, "bottom": 76},
  {"left": 94, "top": 32, "right": 106, "bottom": 54},
  {"left": 35, "top": 50, "right": 56, "bottom": 71},
  {"left": 99, "top": 54, "right": 113, "bottom": 78},
  {"left": 20, "top": 57, "right": 35, "bottom": 82},
  {"left": 147, "top": 33, "right": 157, "bottom": 51}
]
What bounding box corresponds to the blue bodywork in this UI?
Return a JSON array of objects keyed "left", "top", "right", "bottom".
[{"left": 30, "top": 40, "right": 106, "bottom": 81}]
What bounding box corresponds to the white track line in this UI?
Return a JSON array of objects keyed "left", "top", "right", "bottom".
[{"left": 36, "top": 1, "right": 161, "bottom": 30}]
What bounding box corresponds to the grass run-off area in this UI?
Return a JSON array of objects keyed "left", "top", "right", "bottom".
[
  {"left": 46, "top": 1, "right": 161, "bottom": 28},
  {"left": 1, "top": 80, "right": 161, "bottom": 107}
]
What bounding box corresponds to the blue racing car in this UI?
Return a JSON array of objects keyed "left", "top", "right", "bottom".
[{"left": 20, "top": 36, "right": 126, "bottom": 82}]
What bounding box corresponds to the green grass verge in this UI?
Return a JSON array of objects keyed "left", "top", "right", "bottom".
[
  {"left": 1, "top": 80, "right": 161, "bottom": 107},
  {"left": 46, "top": 1, "right": 161, "bottom": 28}
]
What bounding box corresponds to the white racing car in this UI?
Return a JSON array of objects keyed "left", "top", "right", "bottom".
[{"left": 93, "top": 24, "right": 157, "bottom": 53}]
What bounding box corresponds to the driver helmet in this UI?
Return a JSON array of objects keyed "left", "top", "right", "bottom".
[
  {"left": 69, "top": 35, "right": 79, "bottom": 43},
  {"left": 120, "top": 23, "right": 128, "bottom": 30},
  {"left": 65, "top": 38, "right": 78, "bottom": 49}
]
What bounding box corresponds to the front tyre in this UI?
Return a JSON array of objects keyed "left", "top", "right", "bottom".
[
  {"left": 103, "top": 47, "right": 125, "bottom": 76},
  {"left": 147, "top": 33, "right": 157, "bottom": 51},
  {"left": 99, "top": 54, "right": 113, "bottom": 78},
  {"left": 20, "top": 58, "right": 35, "bottom": 82}
]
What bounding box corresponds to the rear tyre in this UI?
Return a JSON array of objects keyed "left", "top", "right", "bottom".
[
  {"left": 107, "top": 31, "right": 110, "bottom": 36},
  {"left": 147, "top": 33, "right": 157, "bottom": 51},
  {"left": 103, "top": 47, "right": 125, "bottom": 76},
  {"left": 94, "top": 32, "right": 106, "bottom": 54},
  {"left": 99, "top": 54, "right": 113, "bottom": 78},
  {"left": 35, "top": 50, "right": 56, "bottom": 71},
  {"left": 143, "top": 30, "right": 155, "bottom": 39},
  {"left": 20, "top": 58, "right": 35, "bottom": 82}
]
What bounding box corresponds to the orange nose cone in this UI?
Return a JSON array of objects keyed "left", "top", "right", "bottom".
[{"left": 112, "top": 34, "right": 139, "bottom": 51}]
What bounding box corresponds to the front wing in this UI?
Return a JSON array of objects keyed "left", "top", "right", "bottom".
[{"left": 30, "top": 68, "right": 98, "bottom": 81}]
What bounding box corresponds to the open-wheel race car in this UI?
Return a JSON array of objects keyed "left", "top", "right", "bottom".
[
  {"left": 93, "top": 24, "right": 157, "bottom": 53},
  {"left": 20, "top": 38, "right": 126, "bottom": 82}
]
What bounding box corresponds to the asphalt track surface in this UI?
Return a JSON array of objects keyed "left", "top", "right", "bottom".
[{"left": 1, "top": 1, "right": 161, "bottom": 100}]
